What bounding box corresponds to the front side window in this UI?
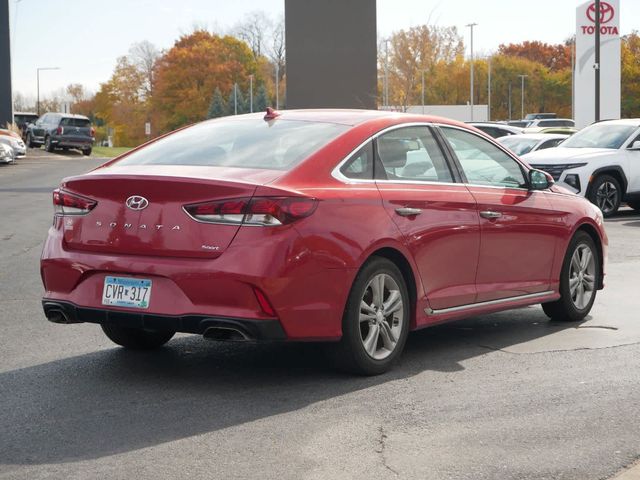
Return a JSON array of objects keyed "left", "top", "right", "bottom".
[
  {"left": 440, "top": 126, "right": 527, "bottom": 189},
  {"left": 375, "top": 127, "right": 453, "bottom": 183}
]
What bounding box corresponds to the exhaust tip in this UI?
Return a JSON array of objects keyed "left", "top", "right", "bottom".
[
  {"left": 46, "top": 309, "right": 71, "bottom": 324},
  {"left": 203, "top": 326, "right": 251, "bottom": 342}
]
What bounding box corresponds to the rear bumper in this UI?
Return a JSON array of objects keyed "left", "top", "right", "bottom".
[
  {"left": 51, "top": 137, "right": 93, "bottom": 148},
  {"left": 42, "top": 300, "right": 287, "bottom": 340}
]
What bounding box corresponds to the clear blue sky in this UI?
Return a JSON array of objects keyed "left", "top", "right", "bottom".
[{"left": 8, "top": 0, "right": 639, "bottom": 98}]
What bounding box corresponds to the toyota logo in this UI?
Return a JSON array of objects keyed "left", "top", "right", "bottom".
[
  {"left": 587, "top": 1, "right": 614, "bottom": 24},
  {"left": 125, "top": 195, "right": 149, "bottom": 211}
]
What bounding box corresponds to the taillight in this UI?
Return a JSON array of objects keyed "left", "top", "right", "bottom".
[
  {"left": 56, "top": 126, "right": 63, "bottom": 135},
  {"left": 184, "top": 197, "right": 318, "bottom": 226},
  {"left": 90, "top": 127, "right": 95, "bottom": 137},
  {"left": 53, "top": 188, "right": 97, "bottom": 215}
]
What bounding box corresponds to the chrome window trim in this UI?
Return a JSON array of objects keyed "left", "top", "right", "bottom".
[
  {"left": 331, "top": 122, "right": 536, "bottom": 192},
  {"left": 425, "top": 290, "right": 555, "bottom": 316}
]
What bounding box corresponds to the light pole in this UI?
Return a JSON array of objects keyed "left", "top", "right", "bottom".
[
  {"left": 275, "top": 63, "right": 279, "bottom": 109},
  {"left": 249, "top": 74, "right": 254, "bottom": 113},
  {"left": 36, "top": 67, "right": 59, "bottom": 116},
  {"left": 466, "top": 23, "right": 477, "bottom": 121},
  {"left": 421, "top": 69, "right": 426, "bottom": 114},
  {"left": 384, "top": 39, "right": 390, "bottom": 109},
  {"left": 487, "top": 57, "right": 491, "bottom": 121},
  {"left": 518, "top": 74, "right": 528, "bottom": 120}
]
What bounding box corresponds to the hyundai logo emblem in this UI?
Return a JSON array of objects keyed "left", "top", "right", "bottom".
[{"left": 125, "top": 195, "right": 149, "bottom": 211}]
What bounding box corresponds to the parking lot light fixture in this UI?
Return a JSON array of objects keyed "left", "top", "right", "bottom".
[{"left": 36, "top": 67, "right": 60, "bottom": 116}]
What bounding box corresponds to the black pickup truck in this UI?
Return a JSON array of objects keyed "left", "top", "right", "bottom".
[{"left": 26, "top": 113, "right": 94, "bottom": 155}]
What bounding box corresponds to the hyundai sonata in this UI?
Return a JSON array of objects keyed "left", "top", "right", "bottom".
[{"left": 41, "top": 110, "right": 607, "bottom": 375}]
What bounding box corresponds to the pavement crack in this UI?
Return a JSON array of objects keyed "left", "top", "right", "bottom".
[
  {"left": 376, "top": 426, "right": 399, "bottom": 476},
  {"left": 2, "top": 233, "right": 14, "bottom": 241},
  {"left": 576, "top": 325, "right": 619, "bottom": 331}
]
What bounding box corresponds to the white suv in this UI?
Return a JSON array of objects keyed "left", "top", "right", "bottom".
[{"left": 522, "top": 119, "right": 640, "bottom": 217}]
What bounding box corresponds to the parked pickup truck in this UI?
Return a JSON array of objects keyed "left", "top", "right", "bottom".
[{"left": 26, "top": 113, "right": 94, "bottom": 156}]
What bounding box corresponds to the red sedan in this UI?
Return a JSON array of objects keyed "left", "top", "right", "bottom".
[{"left": 41, "top": 110, "right": 607, "bottom": 375}]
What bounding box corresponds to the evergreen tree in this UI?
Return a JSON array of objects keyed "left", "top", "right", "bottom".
[
  {"left": 207, "top": 88, "right": 225, "bottom": 119},
  {"left": 255, "top": 84, "right": 269, "bottom": 112},
  {"left": 226, "top": 85, "right": 246, "bottom": 115}
]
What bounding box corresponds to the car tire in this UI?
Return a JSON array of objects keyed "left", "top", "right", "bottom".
[
  {"left": 44, "top": 136, "right": 54, "bottom": 153},
  {"left": 82, "top": 147, "right": 92, "bottom": 156},
  {"left": 627, "top": 201, "right": 640, "bottom": 212},
  {"left": 26, "top": 133, "right": 34, "bottom": 148},
  {"left": 101, "top": 324, "right": 175, "bottom": 350},
  {"left": 588, "top": 174, "right": 621, "bottom": 217},
  {"left": 542, "top": 231, "right": 600, "bottom": 322},
  {"left": 330, "top": 256, "right": 410, "bottom": 375}
]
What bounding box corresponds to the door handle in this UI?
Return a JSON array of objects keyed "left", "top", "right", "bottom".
[
  {"left": 395, "top": 207, "right": 422, "bottom": 217},
  {"left": 480, "top": 210, "right": 502, "bottom": 219}
]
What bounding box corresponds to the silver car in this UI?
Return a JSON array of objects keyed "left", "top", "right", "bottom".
[
  {"left": 0, "top": 143, "right": 15, "bottom": 164},
  {"left": 0, "top": 130, "right": 27, "bottom": 157}
]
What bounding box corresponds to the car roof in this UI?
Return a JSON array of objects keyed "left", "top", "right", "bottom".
[
  {"left": 500, "top": 133, "right": 569, "bottom": 141},
  {"left": 220, "top": 109, "right": 470, "bottom": 128},
  {"left": 594, "top": 118, "right": 640, "bottom": 127}
]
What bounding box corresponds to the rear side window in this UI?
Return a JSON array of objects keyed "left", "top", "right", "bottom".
[
  {"left": 376, "top": 126, "right": 453, "bottom": 183},
  {"left": 340, "top": 142, "right": 374, "bottom": 179},
  {"left": 118, "top": 118, "right": 349, "bottom": 171},
  {"left": 60, "top": 118, "right": 91, "bottom": 127}
]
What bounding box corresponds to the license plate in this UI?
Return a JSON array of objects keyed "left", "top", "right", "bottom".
[{"left": 102, "top": 276, "right": 152, "bottom": 309}]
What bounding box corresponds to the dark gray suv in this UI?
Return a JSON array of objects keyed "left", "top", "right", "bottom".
[{"left": 26, "top": 113, "right": 94, "bottom": 155}]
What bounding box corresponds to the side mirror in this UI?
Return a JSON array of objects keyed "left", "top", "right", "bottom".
[
  {"left": 529, "top": 169, "right": 554, "bottom": 190},
  {"left": 629, "top": 140, "right": 640, "bottom": 150}
]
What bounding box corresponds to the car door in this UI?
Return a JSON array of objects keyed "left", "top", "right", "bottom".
[
  {"left": 438, "top": 125, "right": 560, "bottom": 303},
  {"left": 623, "top": 130, "right": 640, "bottom": 194},
  {"left": 374, "top": 125, "right": 480, "bottom": 312},
  {"left": 32, "top": 115, "right": 46, "bottom": 140}
]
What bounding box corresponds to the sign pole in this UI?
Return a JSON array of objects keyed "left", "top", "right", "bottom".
[{"left": 594, "top": 0, "right": 601, "bottom": 122}]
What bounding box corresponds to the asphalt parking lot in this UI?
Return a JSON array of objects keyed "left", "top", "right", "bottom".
[{"left": 1, "top": 151, "right": 639, "bottom": 480}]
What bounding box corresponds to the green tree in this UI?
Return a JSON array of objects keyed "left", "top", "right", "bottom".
[
  {"left": 255, "top": 83, "right": 269, "bottom": 111},
  {"left": 207, "top": 88, "right": 226, "bottom": 118}
]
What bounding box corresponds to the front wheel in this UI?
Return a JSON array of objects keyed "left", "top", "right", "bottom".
[
  {"left": 331, "top": 257, "right": 410, "bottom": 375},
  {"left": 588, "top": 174, "right": 621, "bottom": 217},
  {"left": 542, "top": 231, "right": 600, "bottom": 322},
  {"left": 26, "top": 133, "right": 34, "bottom": 148},
  {"left": 44, "top": 136, "right": 54, "bottom": 153},
  {"left": 101, "top": 324, "right": 175, "bottom": 350}
]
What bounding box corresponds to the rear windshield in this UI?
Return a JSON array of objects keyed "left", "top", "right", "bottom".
[
  {"left": 499, "top": 136, "right": 539, "bottom": 156},
  {"left": 60, "top": 118, "right": 91, "bottom": 127},
  {"left": 117, "top": 118, "right": 349, "bottom": 170}
]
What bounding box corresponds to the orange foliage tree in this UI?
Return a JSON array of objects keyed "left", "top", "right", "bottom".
[{"left": 153, "top": 31, "right": 258, "bottom": 131}]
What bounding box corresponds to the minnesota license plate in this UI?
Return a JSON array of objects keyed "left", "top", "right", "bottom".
[{"left": 102, "top": 276, "right": 152, "bottom": 309}]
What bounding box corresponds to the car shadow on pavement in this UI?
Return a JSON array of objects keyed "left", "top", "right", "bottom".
[{"left": 0, "top": 307, "right": 584, "bottom": 466}]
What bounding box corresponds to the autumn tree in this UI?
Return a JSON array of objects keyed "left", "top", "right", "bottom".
[
  {"left": 384, "top": 25, "right": 464, "bottom": 110},
  {"left": 621, "top": 31, "right": 640, "bottom": 117},
  {"left": 153, "top": 30, "right": 257, "bottom": 130},
  {"left": 255, "top": 84, "right": 269, "bottom": 111},
  {"left": 498, "top": 41, "right": 572, "bottom": 71}
]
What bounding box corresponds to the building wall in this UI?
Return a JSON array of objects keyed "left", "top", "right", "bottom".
[{"left": 285, "top": 0, "right": 377, "bottom": 110}]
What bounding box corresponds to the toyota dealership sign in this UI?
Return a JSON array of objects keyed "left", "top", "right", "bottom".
[{"left": 575, "top": 0, "right": 620, "bottom": 128}]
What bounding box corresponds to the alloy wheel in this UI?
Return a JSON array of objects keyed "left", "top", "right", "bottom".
[
  {"left": 358, "top": 273, "right": 404, "bottom": 360},
  {"left": 595, "top": 181, "right": 619, "bottom": 214},
  {"left": 569, "top": 244, "right": 596, "bottom": 310}
]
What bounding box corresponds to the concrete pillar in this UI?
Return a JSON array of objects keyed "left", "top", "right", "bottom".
[
  {"left": 0, "top": 0, "right": 12, "bottom": 127},
  {"left": 285, "top": 0, "right": 377, "bottom": 110}
]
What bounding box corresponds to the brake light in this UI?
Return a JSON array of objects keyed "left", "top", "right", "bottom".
[
  {"left": 53, "top": 188, "right": 97, "bottom": 215},
  {"left": 184, "top": 197, "right": 318, "bottom": 226},
  {"left": 90, "top": 127, "right": 95, "bottom": 137},
  {"left": 56, "top": 126, "right": 63, "bottom": 135}
]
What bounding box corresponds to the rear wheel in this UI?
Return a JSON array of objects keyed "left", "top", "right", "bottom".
[
  {"left": 25, "top": 133, "right": 34, "bottom": 148},
  {"left": 331, "top": 257, "right": 410, "bottom": 375},
  {"left": 101, "top": 324, "right": 175, "bottom": 350},
  {"left": 44, "top": 136, "right": 54, "bottom": 153},
  {"left": 542, "top": 231, "right": 599, "bottom": 322},
  {"left": 588, "top": 174, "right": 621, "bottom": 217},
  {"left": 82, "top": 147, "right": 92, "bottom": 156}
]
